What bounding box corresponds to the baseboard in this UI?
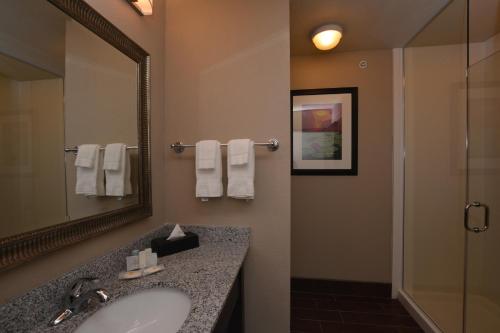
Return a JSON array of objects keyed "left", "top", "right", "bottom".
[
  {"left": 398, "top": 290, "right": 442, "bottom": 333},
  {"left": 291, "top": 277, "right": 391, "bottom": 298}
]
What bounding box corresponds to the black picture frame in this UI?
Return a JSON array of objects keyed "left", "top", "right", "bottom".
[{"left": 291, "top": 87, "right": 358, "bottom": 176}]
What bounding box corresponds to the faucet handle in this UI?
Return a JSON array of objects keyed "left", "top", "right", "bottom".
[
  {"left": 69, "top": 288, "right": 110, "bottom": 315},
  {"left": 95, "top": 289, "right": 111, "bottom": 303},
  {"left": 50, "top": 308, "right": 73, "bottom": 326},
  {"left": 69, "top": 277, "right": 99, "bottom": 297},
  {"left": 64, "top": 277, "right": 100, "bottom": 307}
]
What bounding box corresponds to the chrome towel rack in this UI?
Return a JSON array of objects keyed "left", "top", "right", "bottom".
[
  {"left": 64, "top": 145, "right": 139, "bottom": 154},
  {"left": 170, "top": 138, "right": 279, "bottom": 154}
]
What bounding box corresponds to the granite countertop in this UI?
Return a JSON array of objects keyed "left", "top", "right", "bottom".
[{"left": 0, "top": 224, "right": 250, "bottom": 333}]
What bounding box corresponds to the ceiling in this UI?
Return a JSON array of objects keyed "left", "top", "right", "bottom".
[
  {"left": 0, "top": 53, "right": 59, "bottom": 81},
  {"left": 470, "top": 0, "right": 500, "bottom": 42},
  {"left": 410, "top": 0, "right": 500, "bottom": 47},
  {"left": 290, "top": 0, "right": 451, "bottom": 56}
]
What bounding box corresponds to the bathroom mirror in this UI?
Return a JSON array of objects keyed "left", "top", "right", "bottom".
[{"left": 0, "top": 0, "right": 151, "bottom": 270}]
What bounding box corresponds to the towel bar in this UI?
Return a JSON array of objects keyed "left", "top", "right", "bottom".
[
  {"left": 64, "top": 146, "right": 139, "bottom": 154},
  {"left": 170, "top": 138, "right": 279, "bottom": 154}
]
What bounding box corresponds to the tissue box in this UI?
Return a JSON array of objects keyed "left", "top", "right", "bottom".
[{"left": 151, "top": 232, "right": 199, "bottom": 257}]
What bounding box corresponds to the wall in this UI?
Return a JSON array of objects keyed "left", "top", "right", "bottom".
[
  {"left": 0, "top": 76, "right": 66, "bottom": 238},
  {"left": 0, "top": 0, "right": 165, "bottom": 304},
  {"left": 291, "top": 50, "right": 393, "bottom": 283},
  {"left": 164, "top": 0, "right": 291, "bottom": 332}
]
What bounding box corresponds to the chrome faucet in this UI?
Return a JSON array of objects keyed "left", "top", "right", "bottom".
[{"left": 50, "top": 277, "right": 110, "bottom": 326}]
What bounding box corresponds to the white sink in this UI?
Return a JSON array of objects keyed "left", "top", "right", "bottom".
[{"left": 75, "top": 288, "right": 191, "bottom": 333}]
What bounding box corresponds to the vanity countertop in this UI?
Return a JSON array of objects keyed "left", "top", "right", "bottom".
[{"left": 0, "top": 224, "right": 250, "bottom": 333}]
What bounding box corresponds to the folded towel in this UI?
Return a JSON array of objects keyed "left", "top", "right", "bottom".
[
  {"left": 103, "top": 143, "right": 124, "bottom": 171},
  {"left": 75, "top": 144, "right": 105, "bottom": 196},
  {"left": 196, "top": 140, "right": 223, "bottom": 199},
  {"left": 196, "top": 140, "right": 218, "bottom": 169},
  {"left": 74, "top": 144, "right": 97, "bottom": 168},
  {"left": 228, "top": 139, "right": 251, "bottom": 165},
  {"left": 227, "top": 139, "right": 255, "bottom": 199},
  {"left": 104, "top": 144, "right": 132, "bottom": 197}
]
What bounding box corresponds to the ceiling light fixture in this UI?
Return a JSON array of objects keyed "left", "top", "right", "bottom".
[
  {"left": 311, "top": 24, "right": 343, "bottom": 51},
  {"left": 127, "top": 0, "right": 153, "bottom": 16}
]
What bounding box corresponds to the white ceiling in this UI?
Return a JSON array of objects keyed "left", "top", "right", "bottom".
[
  {"left": 410, "top": 0, "right": 500, "bottom": 47},
  {"left": 0, "top": 53, "right": 59, "bottom": 81},
  {"left": 470, "top": 0, "right": 500, "bottom": 42},
  {"left": 290, "top": 0, "right": 451, "bottom": 55}
]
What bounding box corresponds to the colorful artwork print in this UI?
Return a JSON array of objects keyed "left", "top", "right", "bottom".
[
  {"left": 301, "top": 103, "right": 342, "bottom": 160},
  {"left": 291, "top": 87, "right": 357, "bottom": 176}
]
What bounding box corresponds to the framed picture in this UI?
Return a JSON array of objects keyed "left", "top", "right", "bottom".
[{"left": 291, "top": 87, "right": 358, "bottom": 175}]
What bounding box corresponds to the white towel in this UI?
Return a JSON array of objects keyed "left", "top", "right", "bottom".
[
  {"left": 75, "top": 144, "right": 105, "bottom": 196},
  {"left": 227, "top": 139, "right": 255, "bottom": 199},
  {"left": 103, "top": 143, "right": 124, "bottom": 170},
  {"left": 104, "top": 144, "right": 132, "bottom": 197},
  {"left": 75, "top": 144, "right": 97, "bottom": 168},
  {"left": 228, "top": 139, "right": 250, "bottom": 165},
  {"left": 196, "top": 140, "right": 218, "bottom": 169},
  {"left": 196, "top": 140, "right": 223, "bottom": 199}
]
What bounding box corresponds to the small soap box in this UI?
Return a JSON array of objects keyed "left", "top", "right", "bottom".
[
  {"left": 119, "top": 248, "right": 164, "bottom": 280},
  {"left": 151, "top": 232, "right": 199, "bottom": 257}
]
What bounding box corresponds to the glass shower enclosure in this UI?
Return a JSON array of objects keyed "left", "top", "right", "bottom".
[{"left": 403, "top": 0, "right": 500, "bottom": 332}]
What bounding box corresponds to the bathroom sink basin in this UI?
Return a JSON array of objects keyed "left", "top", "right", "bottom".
[{"left": 75, "top": 288, "right": 191, "bottom": 333}]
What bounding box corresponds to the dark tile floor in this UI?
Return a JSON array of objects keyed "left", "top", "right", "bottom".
[{"left": 291, "top": 278, "right": 423, "bottom": 333}]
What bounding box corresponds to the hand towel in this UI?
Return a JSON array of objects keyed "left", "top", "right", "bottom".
[
  {"left": 196, "top": 140, "right": 223, "bottom": 199},
  {"left": 74, "top": 144, "right": 97, "bottom": 168},
  {"left": 227, "top": 139, "right": 255, "bottom": 199},
  {"left": 104, "top": 144, "right": 132, "bottom": 197},
  {"left": 196, "top": 140, "right": 217, "bottom": 169},
  {"left": 228, "top": 139, "right": 251, "bottom": 165},
  {"left": 75, "top": 144, "right": 105, "bottom": 196},
  {"left": 103, "top": 143, "right": 124, "bottom": 170}
]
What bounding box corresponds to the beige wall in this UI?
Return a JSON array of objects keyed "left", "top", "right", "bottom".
[
  {"left": 0, "top": 76, "right": 66, "bottom": 238},
  {"left": 164, "top": 0, "right": 290, "bottom": 332},
  {"left": 0, "top": 0, "right": 165, "bottom": 304},
  {"left": 291, "top": 50, "right": 393, "bottom": 283}
]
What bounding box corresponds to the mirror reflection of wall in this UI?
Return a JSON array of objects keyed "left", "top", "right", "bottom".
[
  {"left": 0, "top": 0, "right": 140, "bottom": 239},
  {"left": 0, "top": 55, "right": 66, "bottom": 239}
]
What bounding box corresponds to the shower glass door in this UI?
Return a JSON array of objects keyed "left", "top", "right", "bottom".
[
  {"left": 403, "top": 0, "right": 468, "bottom": 331},
  {"left": 404, "top": 0, "right": 500, "bottom": 331},
  {"left": 464, "top": 1, "right": 500, "bottom": 331}
]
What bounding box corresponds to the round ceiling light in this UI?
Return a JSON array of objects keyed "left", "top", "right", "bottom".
[{"left": 311, "top": 24, "right": 343, "bottom": 51}]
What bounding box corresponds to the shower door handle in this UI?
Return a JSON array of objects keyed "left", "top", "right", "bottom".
[{"left": 464, "top": 201, "right": 490, "bottom": 233}]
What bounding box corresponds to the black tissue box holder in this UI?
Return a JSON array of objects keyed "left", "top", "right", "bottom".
[{"left": 151, "top": 232, "right": 199, "bottom": 257}]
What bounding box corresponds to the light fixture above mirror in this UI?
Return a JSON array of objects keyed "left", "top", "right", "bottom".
[
  {"left": 127, "top": 0, "right": 153, "bottom": 16},
  {"left": 311, "top": 24, "right": 343, "bottom": 51}
]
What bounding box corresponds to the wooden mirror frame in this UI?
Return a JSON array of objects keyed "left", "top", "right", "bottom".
[{"left": 0, "top": 0, "right": 152, "bottom": 271}]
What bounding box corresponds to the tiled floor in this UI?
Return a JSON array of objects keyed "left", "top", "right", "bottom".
[{"left": 291, "top": 278, "right": 423, "bottom": 333}]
